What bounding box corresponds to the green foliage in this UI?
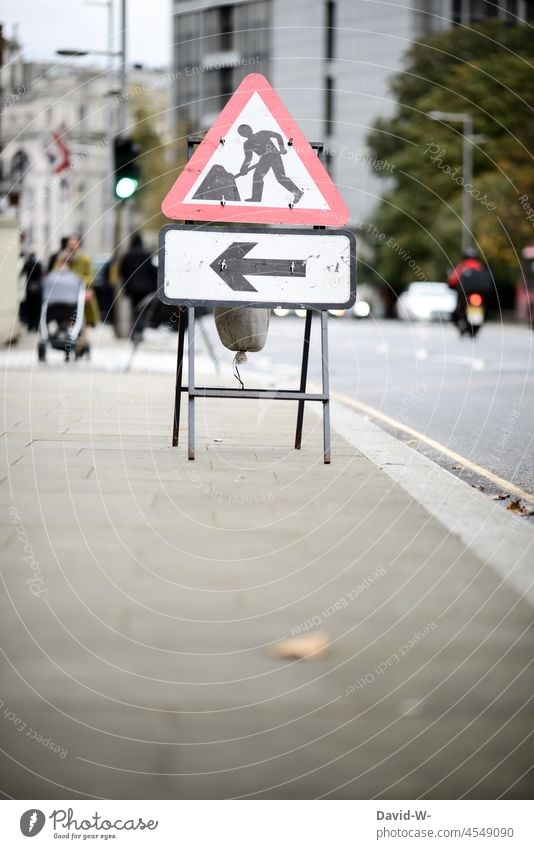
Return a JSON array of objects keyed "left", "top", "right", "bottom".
[
  {"left": 129, "top": 94, "right": 192, "bottom": 237},
  {"left": 366, "top": 21, "right": 534, "bottom": 296}
]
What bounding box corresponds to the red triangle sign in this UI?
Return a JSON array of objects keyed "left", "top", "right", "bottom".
[{"left": 161, "top": 74, "right": 349, "bottom": 227}]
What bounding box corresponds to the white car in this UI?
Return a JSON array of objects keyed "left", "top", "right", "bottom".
[
  {"left": 396, "top": 282, "right": 456, "bottom": 322},
  {"left": 272, "top": 283, "right": 384, "bottom": 320}
]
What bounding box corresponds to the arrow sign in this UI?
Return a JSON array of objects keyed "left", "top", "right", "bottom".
[
  {"left": 209, "top": 242, "right": 307, "bottom": 292},
  {"left": 158, "top": 224, "right": 356, "bottom": 310}
]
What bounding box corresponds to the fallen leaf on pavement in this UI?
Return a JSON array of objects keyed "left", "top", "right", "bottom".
[
  {"left": 492, "top": 493, "right": 510, "bottom": 501},
  {"left": 507, "top": 499, "right": 534, "bottom": 516},
  {"left": 269, "top": 631, "right": 331, "bottom": 661}
]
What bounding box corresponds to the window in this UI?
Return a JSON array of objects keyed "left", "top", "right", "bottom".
[
  {"left": 174, "top": 12, "right": 201, "bottom": 69},
  {"left": 202, "top": 69, "right": 219, "bottom": 106},
  {"left": 325, "top": 1, "right": 336, "bottom": 61},
  {"left": 175, "top": 11, "right": 199, "bottom": 42},
  {"left": 177, "top": 40, "right": 200, "bottom": 68},
  {"left": 451, "top": 0, "right": 520, "bottom": 24},
  {"left": 234, "top": 1, "right": 270, "bottom": 57},
  {"left": 220, "top": 66, "right": 233, "bottom": 109},
  {"left": 324, "top": 76, "right": 334, "bottom": 137},
  {"left": 203, "top": 5, "right": 234, "bottom": 52},
  {"left": 470, "top": 0, "right": 495, "bottom": 21},
  {"left": 220, "top": 6, "right": 233, "bottom": 51}
]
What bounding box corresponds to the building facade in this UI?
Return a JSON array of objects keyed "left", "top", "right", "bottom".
[
  {"left": 1, "top": 44, "right": 169, "bottom": 261},
  {"left": 171, "top": 0, "right": 533, "bottom": 227}
]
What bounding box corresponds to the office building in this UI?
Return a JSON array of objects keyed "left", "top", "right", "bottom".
[{"left": 171, "top": 0, "right": 533, "bottom": 225}]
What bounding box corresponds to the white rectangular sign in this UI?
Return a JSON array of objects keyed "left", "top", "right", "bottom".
[{"left": 158, "top": 225, "right": 356, "bottom": 309}]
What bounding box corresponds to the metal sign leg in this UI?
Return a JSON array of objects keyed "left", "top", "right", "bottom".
[
  {"left": 295, "top": 309, "right": 313, "bottom": 449},
  {"left": 320, "top": 310, "right": 331, "bottom": 464},
  {"left": 172, "top": 308, "right": 186, "bottom": 447},
  {"left": 188, "top": 307, "right": 196, "bottom": 460}
]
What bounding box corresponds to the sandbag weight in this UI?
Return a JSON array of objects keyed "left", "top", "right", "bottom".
[{"left": 213, "top": 307, "right": 270, "bottom": 358}]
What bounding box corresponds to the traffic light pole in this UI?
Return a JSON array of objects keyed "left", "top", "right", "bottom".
[
  {"left": 112, "top": 0, "right": 130, "bottom": 338},
  {"left": 112, "top": 202, "right": 132, "bottom": 337},
  {"left": 119, "top": 0, "right": 127, "bottom": 134}
]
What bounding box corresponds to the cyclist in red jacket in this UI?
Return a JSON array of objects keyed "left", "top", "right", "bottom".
[
  {"left": 447, "top": 248, "right": 485, "bottom": 288},
  {"left": 447, "top": 248, "right": 490, "bottom": 325}
]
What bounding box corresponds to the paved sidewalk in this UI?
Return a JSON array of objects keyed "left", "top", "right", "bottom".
[{"left": 1, "top": 360, "right": 533, "bottom": 799}]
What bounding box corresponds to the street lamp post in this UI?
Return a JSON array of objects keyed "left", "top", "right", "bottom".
[
  {"left": 57, "top": 43, "right": 120, "bottom": 256},
  {"left": 427, "top": 110, "right": 474, "bottom": 255},
  {"left": 84, "top": 0, "right": 117, "bottom": 256},
  {"left": 57, "top": 0, "right": 131, "bottom": 336}
]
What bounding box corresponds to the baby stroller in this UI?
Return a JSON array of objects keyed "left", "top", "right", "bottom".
[{"left": 37, "top": 267, "right": 87, "bottom": 362}]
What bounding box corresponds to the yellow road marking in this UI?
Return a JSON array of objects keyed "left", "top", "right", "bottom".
[{"left": 331, "top": 390, "right": 534, "bottom": 506}]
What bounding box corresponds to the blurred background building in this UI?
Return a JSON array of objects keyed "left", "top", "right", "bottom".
[
  {"left": 171, "top": 0, "right": 534, "bottom": 226},
  {"left": 0, "top": 29, "right": 169, "bottom": 260},
  {"left": 2, "top": 0, "right": 533, "bottom": 258}
]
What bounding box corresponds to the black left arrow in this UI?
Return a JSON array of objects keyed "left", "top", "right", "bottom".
[{"left": 209, "top": 242, "right": 307, "bottom": 292}]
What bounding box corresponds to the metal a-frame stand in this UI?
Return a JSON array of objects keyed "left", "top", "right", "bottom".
[
  {"left": 172, "top": 305, "right": 331, "bottom": 463},
  {"left": 170, "top": 136, "right": 331, "bottom": 464}
]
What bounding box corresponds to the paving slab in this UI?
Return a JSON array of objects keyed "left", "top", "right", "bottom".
[{"left": 1, "top": 366, "right": 533, "bottom": 800}]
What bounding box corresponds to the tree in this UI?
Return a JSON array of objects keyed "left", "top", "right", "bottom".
[
  {"left": 129, "top": 93, "right": 192, "bottom": 240},
  {"left": 366, "top": 21, "right": 534, "bottom": 302}
]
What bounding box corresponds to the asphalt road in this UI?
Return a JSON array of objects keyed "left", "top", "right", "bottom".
[{"left": 248, "top": 316, "right": 534, "bottom": 499}]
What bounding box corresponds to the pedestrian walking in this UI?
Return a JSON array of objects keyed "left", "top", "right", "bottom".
[
  {"left": 118, "top": 233, "right": 157, "bottom": 341},
  {"left": 47, "top": 236, "right": 69, "bottom": 273},
  {"left": 21, "top": 250, "right": 43, "bottom": 331}
]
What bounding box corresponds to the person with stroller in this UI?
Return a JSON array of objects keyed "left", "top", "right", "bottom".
[
  {"left": 39, "top": 250, "right": 87, "bottom": 361},
  {"left": 55, "top": 234, "right": 100, "bottom": 356}
]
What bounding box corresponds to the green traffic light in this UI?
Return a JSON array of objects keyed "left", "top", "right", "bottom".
[{"left": 116, "top": 176, "right": 139, "bottom": 199}]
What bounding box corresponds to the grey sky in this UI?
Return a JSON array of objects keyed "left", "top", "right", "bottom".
[{"left": 1, "top": 0, "right": 171, "bottom": 69}]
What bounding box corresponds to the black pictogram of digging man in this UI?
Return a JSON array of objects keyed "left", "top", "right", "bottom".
[{"left": 236, "top": 124, "right": 304, "bottom": 205}]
